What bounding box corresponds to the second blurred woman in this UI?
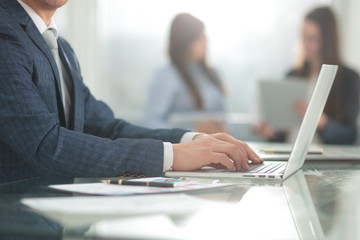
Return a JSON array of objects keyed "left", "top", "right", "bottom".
[
  {"left": 143, "top": 13, "right": 226, "bottom": 133},
  {"left": 256, "top": 7, "right": 359, "bottom": 144}
]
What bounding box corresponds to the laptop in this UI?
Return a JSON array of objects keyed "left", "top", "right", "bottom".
[
  {"left": 258, "top": 77, "right": 309, "bottom": 130},
  {"left": 166, "top": 64, "right": 338, "bottom": 180}
]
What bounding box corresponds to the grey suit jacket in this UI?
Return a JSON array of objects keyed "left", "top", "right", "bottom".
[{"left": 0, "top": 0, "right": 188, "bottom": 183}]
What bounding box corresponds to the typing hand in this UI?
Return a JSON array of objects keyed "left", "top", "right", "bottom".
[{"left": 172, "top": 133, "right": 263, "bottom": 172}]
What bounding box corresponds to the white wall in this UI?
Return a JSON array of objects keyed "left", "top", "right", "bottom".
[
  {"left": 55, "top": 0, "right": 360, "bottom": 129},
  {"left": 56, "top": 0, "right": 100, "bottom": 90}
]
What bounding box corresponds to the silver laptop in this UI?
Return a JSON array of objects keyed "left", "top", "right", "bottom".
[{"left": 166, "top": 64, "right": 338, "bottom": 180}]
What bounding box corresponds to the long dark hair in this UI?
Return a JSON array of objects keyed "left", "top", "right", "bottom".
[
  {"left": 295, "top": 7, "right": 345, "bottom": 123},
  {"left": 168, "top": 13, "right": 224, "bottom": 110}
]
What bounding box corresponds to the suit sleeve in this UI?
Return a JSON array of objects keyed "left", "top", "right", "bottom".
[
  {"left": 82, "top": 85, "right": 189, "bottom": 143},
  {"left": 0, "top": 20, "right": 183, "bottom": 178}
]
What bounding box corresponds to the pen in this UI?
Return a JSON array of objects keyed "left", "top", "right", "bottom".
[
  {"left": 101, "top": 179, "right": 176, "bottom": 188},
  {"left": 260, "top": 149, "right": 324, "bottom": 154}
]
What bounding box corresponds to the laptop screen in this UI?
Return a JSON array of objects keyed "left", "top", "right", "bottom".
[{"left": 283, "top": 64, "right": 338, "bottom": 179}]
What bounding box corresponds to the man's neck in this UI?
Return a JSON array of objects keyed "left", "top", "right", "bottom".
[{"left": 21, "top": 0, "right": 56, "bottom": 26}]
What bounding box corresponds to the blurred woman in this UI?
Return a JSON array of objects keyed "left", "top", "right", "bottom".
[
  {"left": 256, "top": 6, "right": 359, "bottom": 144},
  {"left": 143, "top": 13, "right": 226, "bottom": 133}
]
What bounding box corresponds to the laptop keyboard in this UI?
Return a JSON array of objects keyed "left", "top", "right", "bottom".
[{"left": 248, "top": 162, "right": 286, "bottom": 174}]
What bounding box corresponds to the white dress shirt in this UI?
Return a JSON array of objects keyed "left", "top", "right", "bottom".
[{"left": 17, "top": 0, "right": 198, "bottom": 172}]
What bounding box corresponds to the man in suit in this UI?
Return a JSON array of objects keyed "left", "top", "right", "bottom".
[{"left": 0, "top": 0, "right": 263, "bottom": 183}]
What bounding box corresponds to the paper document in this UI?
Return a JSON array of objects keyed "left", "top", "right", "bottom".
[{"left": 49, "top": 177, "right": 231, "bottom": 196}]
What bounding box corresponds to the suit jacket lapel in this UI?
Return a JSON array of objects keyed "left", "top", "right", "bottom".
[
  {"left": 25, "top": 27, "right": 63, "bottom": 99},
  {"left": 25, "top": 26, "right": 68, "bottom": 127},
  {"left": 25, "top": 27, "right": 64, "bottom": 101},
  {"left": 3, "top": 0, "right": 67, "bottom": 126}
]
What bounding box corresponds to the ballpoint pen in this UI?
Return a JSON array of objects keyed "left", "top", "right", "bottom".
[{"left": 101, "top": 179, "right": 176, "bottom": 188}]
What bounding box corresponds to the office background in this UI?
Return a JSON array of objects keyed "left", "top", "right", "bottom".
[{"left": 55, "top": 0, "right": 360, "bottom": 140}]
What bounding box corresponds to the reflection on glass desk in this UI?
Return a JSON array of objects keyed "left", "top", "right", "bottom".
[{"left": 0, "top": 165, "right": 359, "bottom": 239}]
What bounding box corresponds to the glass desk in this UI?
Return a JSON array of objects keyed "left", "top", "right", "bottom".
[{"left": 0, "top": 161, "right": 359, "bottom": 240}]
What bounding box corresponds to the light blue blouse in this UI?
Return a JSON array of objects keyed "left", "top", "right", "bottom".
[{"left": 143, "top": 64, "right": 225, "bottom": 129}]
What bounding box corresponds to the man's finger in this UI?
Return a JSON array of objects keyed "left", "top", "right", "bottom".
[
  {"left": 219, "top": 134, "right": 263, "bottom": 165},
  {"left": 212, "top": 141, "right": 246, "bottom": 171},
  {"left": 222, "top": 141, "right": 256, "bottom": 170},
  {"left": 240, "top": 142, "right": 263, "bottom": 164},
  {"left": 211, "top": 153, "right": 236, "bottom": 171}
]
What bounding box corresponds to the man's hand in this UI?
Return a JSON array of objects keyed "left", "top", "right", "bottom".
[{"left": 172, "top": 133, "right": 263, "bottom": 172}]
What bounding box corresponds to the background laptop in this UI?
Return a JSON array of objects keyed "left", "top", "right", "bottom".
[
  {"left": 166, "top": 64, "right": 338, "bottom": 180},
  {"left": 258, "top": 77, "right": 309, "bottom": 130}
]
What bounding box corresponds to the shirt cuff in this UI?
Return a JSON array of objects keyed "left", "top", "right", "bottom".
[
  {"left": 162, "top": 142, "right": 173, "bottom": 172},
  {"left": 180, "top": 132, "right": 201, "bottom": 143},
  {"left": 162, "top": 132, "right": 199, "bottom": 172}
]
